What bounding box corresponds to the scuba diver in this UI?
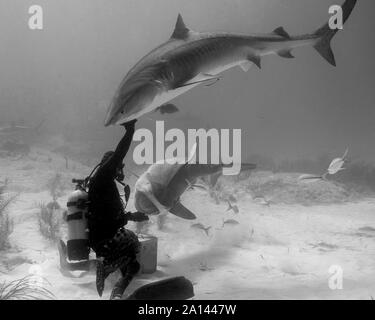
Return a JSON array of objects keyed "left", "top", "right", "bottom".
[
  {"left": 60, "top": 119, "right": 148, "bottom": 298},
  {"left": 88, "top": 119, "right": 149, "bottom": 300}
]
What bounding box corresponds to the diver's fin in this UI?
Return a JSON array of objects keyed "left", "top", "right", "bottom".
[
  {"left": 273, "top": 27, "right": 291, "bottom": 39},
  {"left": 171, "top": 14, "right": 190, "bottom": 40},
  {"left": 313, "top": 0, "right": 357, "bottom": 67},
  {"left": 125, "top": 276, "right": 194, "bottom": 300},
  {"left": 169, "top": 202, "right": 197, "bottom": 220},
  {"left": 239, "top": 61, "right": 252, "bottom": 72}
]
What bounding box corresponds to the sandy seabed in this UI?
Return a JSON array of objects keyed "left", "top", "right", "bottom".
[{"left": 0, "top": 147, "right": 374, "bottom": 300}]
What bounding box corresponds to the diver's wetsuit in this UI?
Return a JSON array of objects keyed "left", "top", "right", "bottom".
[{"left": 88, "top": 121, "right": 141, "bottom": 299}]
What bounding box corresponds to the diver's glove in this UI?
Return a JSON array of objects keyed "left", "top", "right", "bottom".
[
  {"left": 121, "top": 119, "right": 137, "bottom": 130},
  {"left": 127, "top": 211, "right": 149, "bottom": 222}
]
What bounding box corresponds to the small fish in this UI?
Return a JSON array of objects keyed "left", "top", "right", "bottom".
[
  {"left": 222, "top": 219, "right": 240, "bottom": 228},
  {"left": 154, "top": 104, "right": 179, "bottom": 115},
  {"left": 253, "top": 196, "right": 271, "bottom": 206},
  {"left": 226, "top": 200, "right": 239, "bottom": 214},
  {"left": 191, "top": 223, "right": 211, "bottom": 236},
  {"left": 327, "top": 148, "right": 349, "bottom": 175}
]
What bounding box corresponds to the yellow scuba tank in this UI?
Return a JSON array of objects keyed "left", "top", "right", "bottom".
[{"left": 66, "top": 181, "right": 90, "bottom": 261}]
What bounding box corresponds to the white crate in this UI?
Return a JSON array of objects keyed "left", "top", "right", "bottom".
[{"left": 136, "top": 235, "right": 157, "bottom": 274}]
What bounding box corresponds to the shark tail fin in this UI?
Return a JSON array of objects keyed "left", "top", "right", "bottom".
[{"left": 313, "top": 0, "right": 357, "bottom": 66}]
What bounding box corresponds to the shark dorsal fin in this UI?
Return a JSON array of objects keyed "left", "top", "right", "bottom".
[
  {"left": 171, "top": 14, "right": 190, "bottom": 40},
  {"left": 273, "top": 27, "right": 291, "bottom": 39}
]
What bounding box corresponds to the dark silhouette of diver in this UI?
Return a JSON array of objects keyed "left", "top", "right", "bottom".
[{"left": 88, "top": 119, "right": 149, "bottom": 300}]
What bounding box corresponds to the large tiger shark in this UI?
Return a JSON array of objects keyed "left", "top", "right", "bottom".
[
  {"left": 105, "top": 0, "right": 357, "bottom": 126},
  {"left": 134, "top": 144, "right": 256, "bottom": 219}
]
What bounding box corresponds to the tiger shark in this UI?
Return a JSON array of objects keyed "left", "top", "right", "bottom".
[
  {"left": 134, "top": 144, "right": 256, "bottom": 220},
  {"left": 105, "top": 0, "right": 357, "bottom": 126}
]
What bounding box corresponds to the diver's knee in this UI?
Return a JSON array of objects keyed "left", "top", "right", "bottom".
[{"left": 128, "top": 259, "right": 140, "bottom": 275}]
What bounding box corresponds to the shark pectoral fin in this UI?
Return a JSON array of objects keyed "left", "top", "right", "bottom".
[
  {"left": 239, "top": 61, "right": 253, "bottom": 72},
  {"left": 273, "top": 27, "right": 291, "bottom": 39},
  {"left": 278, "top": 50, "right": 294, "bottom": 59},
  {"left": 169, "top": 202, "right": 197, "bottom": 220},
  {"left": 247, "top": 55, "right": 261, "bottom": 69}
]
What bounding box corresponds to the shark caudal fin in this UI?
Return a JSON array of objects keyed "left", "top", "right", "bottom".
[{"left": 313, "top": 0, "right": 357, "bottom": 66}]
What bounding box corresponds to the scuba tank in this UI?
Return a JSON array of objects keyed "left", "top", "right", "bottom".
[
  {"left": 64, "top": 166, "right": 131, "bottom": 262},
  {"left": 65, "top": 178, "right": 90, "bottom": 261}
]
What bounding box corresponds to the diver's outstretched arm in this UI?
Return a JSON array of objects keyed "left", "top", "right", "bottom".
[{"left": 101, "top": 120, "right": 137, "bottom": 176}]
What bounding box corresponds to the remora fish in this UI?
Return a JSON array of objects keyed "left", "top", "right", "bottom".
[
  {"left": 154, "top": 103, "right": 179, "bottom": 115},
  {"left": 105, "top": 0, "right": 357, "bottom": 126}
]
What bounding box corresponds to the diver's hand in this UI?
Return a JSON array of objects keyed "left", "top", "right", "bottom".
[
  {"left": 127, "top": 211, "right": 149, "bottom": 222},
  {"left": 121, "top": 119, "right": 137, "bottom": 130}
]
